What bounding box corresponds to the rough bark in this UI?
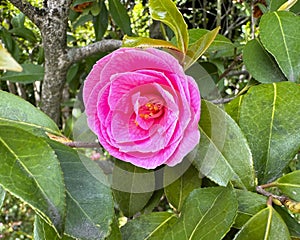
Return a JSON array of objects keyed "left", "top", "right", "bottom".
[{"left": 8, "top": 0, "right": 122, "bottom": 124}]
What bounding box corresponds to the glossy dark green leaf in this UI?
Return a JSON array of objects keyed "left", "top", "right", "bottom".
[
  {"left": 233, "top": 206, "right": 291, "bottom": 240},
  {"left": 108, "top": 0, "right": 132, "bottom": 35},
  {"left": 275, "top": 170, "right": 300, "bottom": 201},
  {"left": 243, "top": 39, "right": 287, "bottom": 83},
  {"left": 10, "top": 27, "right": 36, "bottom": 43},
  {"left": 237, "top": 82, "right": 300, "bottom": 183},
  {"left": 164, "top": 165, "right": 202, "bottom": 211},
  {"left": 164, "top": 187, "right": 238, "bottom": 240},
  {"left": 50, "top": 141, "right": 115, "bottom": 240},
  {"left": 141, "top": 189, "right": 164, "bottom": 214},
  {"left": 34, "top": 215, "right": 75, "bottom": 240},
  {"left": 0, "top": 185, "right": 5, "bottom": 208},
  {"left": 260, "top": 12, "right": 300, "bottom": 82},
  {"left": 185, "top": 27, "right": 220, "bottom": 69},
  {"left": 0, "top": 63, "right": 44, "bottom": 83},
  {"left": 93, "top": 0, "right": 108, "bottom": 40},
  {"left": 0, "top": 126, "right": 66, "bottom": 234},
  {"left": 149, "top": 0, "right": 188, "bottom": 53},
  {"left": 122, "top": 212, "right": 177, "bottom": 240},
  {"left": 234, "top": 189, "right": 267, "bottom": 228},
  {"left": 0, "top": 90, "right": 59, "bottom": 136},
  {"left": 274, "top": 205, "right": 300, "bottom": 238},
  {"left": 112, "top": 161, "right": 155, "bottom": 217},
  {"left": 122, "top": 36, "right": 180, "bottom": 51},
  {"left": 194, "top": 100, "right": 255, "bottom": 190},
  {"left": 73, "top": 14, "right": 93, "bottom": 30}
]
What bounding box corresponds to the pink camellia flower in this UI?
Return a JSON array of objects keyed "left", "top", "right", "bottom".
[{"left": 83, "top": 47, "right": 200, "bottom": 169}]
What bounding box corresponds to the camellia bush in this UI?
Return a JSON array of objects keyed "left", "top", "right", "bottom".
[{"left": 0, "top": 0, "right": 300, "bottom": 239}]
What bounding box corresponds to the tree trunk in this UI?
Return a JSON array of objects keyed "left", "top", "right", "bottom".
[
  {"left": 39, "top": 0, "right": 70, "bottom": 124},
  {"left": 8, "top": 0, "right": 122, "bottom": 125}
]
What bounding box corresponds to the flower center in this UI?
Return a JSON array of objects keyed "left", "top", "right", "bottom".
[{"left": 138, "top": 102, "right": 164, "bottom": 120}]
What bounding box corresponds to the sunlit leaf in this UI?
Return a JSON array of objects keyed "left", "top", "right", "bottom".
[
  {"left": 122, "top": 35, "right": 180, "bottom": 51},
  {"left": 121, "top": 212, "right": 177, "bottom": 240},
  {"left": 194, "top": 100, "right": 255, "bottom": 190},
  {"left": 0, "top": 63, "right": 44, "bottom": 83},
  {"left": 0, "top": 43, "right": 22, "bottom": 72},
  {"left": 149, "top": 0, "right": 188, "bottom": 53},
  {"left": 278, "top": 0, "right": 298, "bottom": 11},
  {"left": 260, "top": 12, "right": 300, "bottom": 82},
  {"left": 233, "top": 206, "right": 291, "bottom": 240},
  {"left": 163, "top": 187, "right": 238, "bottom": 240},
  {"left": 0, "top": 126, "right": 66, "bottom": 234},
  {"left": 243, "top": 39, "right": 287, "bottom": 83},
  {"left": 185, "top": 26, "right": 220, "bottom": 69}
]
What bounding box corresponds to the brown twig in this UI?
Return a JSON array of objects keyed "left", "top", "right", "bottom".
[{"left": 63, "top": 141, "right": 101, "bottom": 148}]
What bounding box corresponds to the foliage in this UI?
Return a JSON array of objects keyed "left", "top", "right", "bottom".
[{"left": 0, "top": 0, "right": 300, "bottom": 239}]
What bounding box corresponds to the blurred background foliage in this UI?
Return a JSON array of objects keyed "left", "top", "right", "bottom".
[{"left": 0, "top": 0, "right": 259, "bottom": 238}]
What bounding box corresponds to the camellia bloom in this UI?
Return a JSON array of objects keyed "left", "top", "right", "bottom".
[{"left": 83, "top": 47, "right": 200, "bottom": 169}]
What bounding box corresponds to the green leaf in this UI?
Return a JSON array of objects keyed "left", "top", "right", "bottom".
[
  {"left": 234, "top": 189, "right": 267, "bottom": 228},
  {"left": 121, "top": 212, "right": 177, "bottom": 240},
  {"left": 194, "top": 100, "right": 255, "bottom": 190},
  {"left": 149, "top": 0, "right": 188, "bottom": 53},
  {"left": 0, "top": 63, "right": 44, "bottom": 83},
  {"left": 10, "top": 27, "right": 37, "bottom": 43},
  {"left": 278, "top": 0, "right": 298, "bottom": 11},
  {"left": 233, "top": 206, "right": 291, "bottom": 240},
  {"left": 34, "top": 215, "right": 75, "bottom": 240},
  {"left": 275, "top": 170, "right": 300, "bottom": 201},
  {"left": 243, "top": 39, "right": 287, "bottom": 83},
  {"left": 260, "top": 12, "right": 300, "bottom": 82},
  {"left": 0, "top": 126, "right": 66, "bottom": 234},
  {"left": 0, "top": 185, "right": 5, "bottom": 209},
  {"left": 122, "top": 36, "right": 180, "bottom": 51},
  {"left": 50, "top": 141, "right": 115, "bottom": 240},
  {"left": 185, "top": 27, "right": 220, "bottom": 70},
  {"left": 0, "top": 90, "right": 60, "bottom": 136},
  {"left": 108, "top": 0, "right": 132, "bottom": 35},
  {"left": 106, "top": 218, "right": 122, "bottom": 240},
  {"left": 0, "top": 43, "right": 22, "bottom": 72},
  {"left": 164, "top": 164, "right": 202, "bottom": 211},
  {"left": 236, "top": 82, "right": 300, "bottom": 183},
  {"left": 141, "top": 189, "right": 164, "bottom": 214},
  {"left": 164, "top": 187, "right": 238, "bottom": 240},
  {"left": 112, "top": 161, "right": 155, "bottom": 217},
  {"left": 225, "top": 95, "right": 244, "bottom": 123},
  {"left": 93, "top": 0, "right": 108, "bottom": 40},
  {"left": 11, "top": 13, "right": 25, "bottom": 28},
  {"left": 274, "top": 205, "right": 300, "bottom": 238}
]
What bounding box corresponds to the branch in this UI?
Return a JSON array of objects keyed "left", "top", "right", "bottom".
[
  {"left": 8, "top": 0, "right": 44, "bottom": 28},
  {"left": 67, "top": 39, "right": 122, "bottom": 65},
  {"left": 63, "top": 141, "right": 101, "bottom": 148}
]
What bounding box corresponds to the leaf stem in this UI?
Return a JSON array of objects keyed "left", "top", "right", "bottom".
[
  {"left": 63, "top": 141, "right": 101, "bottom": 148},
  {"left": 256, "top": 185, "right": 287, "bottom": 204}
]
